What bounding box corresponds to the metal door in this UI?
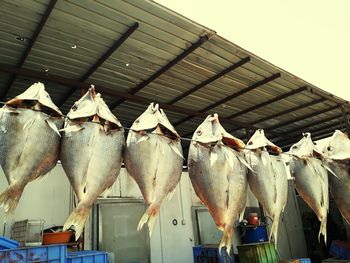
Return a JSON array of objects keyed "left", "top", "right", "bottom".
[{"left": 96, "top": 199, "right": 150, "bottom": 263}]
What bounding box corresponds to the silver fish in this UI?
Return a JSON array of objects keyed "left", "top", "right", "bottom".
[
  {"left": 188, "top": 114, "right": 247, "bottom": 255},
  {"left": 245, "top": 129, "right": 288, "bottom": 245},
  {"left": 322, "top": 130, "right": 350, "bottom": 224},
  {"left": 289, "top": 133, "right": 329, "bottom": 242},
  {"left": 124, "top": 103, "right": 183, "bottom": 236},
  {"left": 61, "top": 86, "right": 124, "bottom": 239},
  {"left": 0, "top": 82, "right": 63, "bottom": 216}
]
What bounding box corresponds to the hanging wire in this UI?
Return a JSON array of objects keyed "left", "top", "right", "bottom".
[{"left": 0, "top": 100, "right": 336, "bottom": 159}]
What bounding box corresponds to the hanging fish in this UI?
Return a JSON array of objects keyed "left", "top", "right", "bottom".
[
  {"left": 0, "top": 82, "right": 63, "bottom": 216},
  {"left": 124, "top": 103, "right": 183, "bottom": 236},
  {"left": 289, "top": 133, "right": 329, "bottom": 242},
  {"left": 244, "top": 129, "right": 288, "bottom": 246},
  {"left": 322, "top": 130, "right": 350, "bottom": 224},
  {"left": 61, "top": 86, "right": 125, "bottom": 239},
  {"left": 188, "top": 114, "right": 247, "bottom": 255}
]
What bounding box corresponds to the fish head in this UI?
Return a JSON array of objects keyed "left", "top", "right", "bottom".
[
  {"left": 67, "top": 86, "right": 98, "bottom": 120},
  {"left": 6, "top": 82, "right": 62, "bottom": 116},
  {"left": 245, "top": 129, "right": 282, "bottom": 154},
  {"left": 67, "top": 86, "right": 122, "bottom": 129},
  {"left": 191, "top": 114, "right": 222, "bottom": 144},
  {"left": 288, "top": 132, "right": 322, "bottom": 158},
  {"left": 130, "top": 103, "right": 180, "bottom": 139},
  {"left": 130, "top": 103, "right": 160, "bottom": 132},
  {"left": 192, "top": 114, "right": 244, "bottom": 149},
  {"left": 322, "top": 130, "right": 350, "bottom": 160}
]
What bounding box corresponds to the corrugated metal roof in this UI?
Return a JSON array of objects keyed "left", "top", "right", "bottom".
[{"left": 0, "top": 0, "right": 349, "bottom": 153}]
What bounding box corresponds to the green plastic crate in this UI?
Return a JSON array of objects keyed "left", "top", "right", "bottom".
[{"left": 237, "top": 242, "right": 278, "bottom": 263}]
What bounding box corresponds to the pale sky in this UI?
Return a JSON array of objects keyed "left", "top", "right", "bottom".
[{"left": 156, "top": 0, "right": 350, "bottom": 102}]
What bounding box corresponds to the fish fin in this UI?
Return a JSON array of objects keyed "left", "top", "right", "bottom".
[
  {"left": 269, "top": 214, "right": 280, "bottom": 248},
  {"left": 318, "top": 216, "right": 327, "bottom": 244},
  {"left": 0, "top": 186, "right": 23, "bottom": 218},
  {"left": 322, "top": 163, "right": 339, "bottom": 179},
  {"left": 137, "top": 205, "right": 159, "bottom": 236},
  {"left": 46, "top": 119, "right": 61, "bottom": 137},
  {"left": 210, "top": 151, "right": 218, "bottom": 166},
  {"left": 63, "top": 203, "right": 90, "bottom": 240},
  {"left": 168, "top": 142, "right": 184, "bottom": 159},
  {"left": 234, "top": 151, "right": 254, "bottom": 172},
  {"left": 59, "top": 125, "right": 84, "bottom": 133},
  {"left": 23, "top": 118, "right": 35, "bottom": 131},
  {"left": 137, "top": 135, "right": 149, "bottom": 144},
  {"left": 166, "top": 189, "right": 176, "bottom": 201},
  {"left": 239, "top": 206, "right": 247, "bottom": 222},
  {"left": 219, "top": 225, "right": 233, "bottom": 256}
]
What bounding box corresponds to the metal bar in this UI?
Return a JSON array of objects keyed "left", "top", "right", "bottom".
[
  {"left": 306, "top": 86, "right": 350, "bottom": 107},
  {"left": 0, "top": 0, "right": 57, "bottom": 99},
  {"left": 279, "top": 123, "right": 345, "bottom": 150},
  {"left": 227, "top": 86, "right": 307, "bottom": 119},
  {"left": 173, "top": 73, "right": 280, "bottom": 127},
  {"left": 109, "top": 35, "right": 211, "bottom": 108},
  {"left": 265, "top": 104, "right": 341, "bottom": 131},
  {"left": 168, "top": 57, "right": 251, "bottom": 104},
  {"left": 0, "top": 63, "right": 255, "bottom": 129},
  {"left": 201, "top": 73, "right": 281, "bottom": 112},
  {"left": 57, "top": 22, "right": 139, "bottom": 106},
  {"left": 252, "top": 98, "right": 327, "bottom": 125},
  {"left": 273, "top": 113, "right": 343, "bottom": 138}
]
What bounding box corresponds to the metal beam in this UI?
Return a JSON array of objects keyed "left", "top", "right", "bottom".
[
  {"left": 279, "top": 123, "right": 345, "bottom": 150},
  {"left": 173, "top": 73, "right": 281, "bottom": 127},
  {"left": 57, "top": 22, "right": 139, "bottom": 106},
  {"left": 0, "top": 0, "right": 57, "bottom": 99},
  {"left": 109, "top": 34, "right": 211, "bottom": 109},
  {"left": 227, "top": 86, "right": 307, "bottom": 119},
  {"left": 252, "top": 98, "right": 327, "bottom": 125},
  {"left": 272, "top": 113, "right": 343, "bottom": 139},
  {"left": 265, "top": 104, "right": 341, "bottom": 131},
  {"left": 168, "top": 56, "right": 251, "bottom": 104},
  {"left": 0, "top": 63, "right": 255, "bottom": 130}
]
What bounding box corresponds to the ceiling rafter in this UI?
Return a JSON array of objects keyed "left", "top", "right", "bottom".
[
  {"left": 173, "top": 73, "right": 281, "bottom": 127},
  {"left": 0, "top": 63, "right": 256, "bottom": 130},
  {"left": 265, "top": 104, "right": 341, "bottom": 131},
  {"left": 0, "top": 0, "right": 57, "bottom": 100},
  {"left": 108, "top": 34, "right": 211, "bottom": 109},
  {"left": 57, "top": 22, "right": 139, "bottom": 106},
  {"left": 168, "top": 56, "right": 251, "bottom": 104},
  {"left": 227, "top": 86, "right": 307, "bottom": 119}
]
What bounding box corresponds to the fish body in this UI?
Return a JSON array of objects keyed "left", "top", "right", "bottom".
[
  {"left": 289, "top": 133, "right": 329, "bottom": 242},
  {"left": 245, "top": 129, "right": 288, "bottom": 245},
  {"left": 61, "top": 87, "right": 124, "bottom": 239},
  {"left": 124, "top": 103, "right": 183, "bottom": 235},
  {"left": 322, "top": 130, "right": 350, "bottom": 224},
  {"left": 0, "top": 82, "right": 63, "bottom": 216},
  {"left": 188, "top": 114, "right": 247, "bottom": 254}
]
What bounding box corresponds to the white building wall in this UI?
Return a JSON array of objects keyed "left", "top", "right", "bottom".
[{"left": 0, "top": 164, "right": 71, "bottom": 236}]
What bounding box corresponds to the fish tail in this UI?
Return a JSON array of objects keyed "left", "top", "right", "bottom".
[
  {"left": 219, "top": 225, "right": 233, "bottom": 256},
  {"left": 269, "top": 215, "right": 280, "bottom": 247},
  {"left": 63, "top": 203, "right": 90, "bottom": 240},
  {"left": 318, "top": 216, "right": 327, "bottom": 244},
  {"left": 137, "top": 205, "right": 159, "bottom": 236},
  {"left": 0, "top": 186, "right": 23, "bottom": 218}
]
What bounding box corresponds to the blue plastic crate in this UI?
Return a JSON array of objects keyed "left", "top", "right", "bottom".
[
  {"left": 67, "top": 250, "right": 108, "bottom": 263},
  {"left": 0, "top": 236, "right": 19, "bottom": 250},
  {"left": 0, "top": 244, "right": 66, "bottom": 263},
  {"left": 299, "top": 258, "right": 311, "bottom": 263},
  {"left": 329, "top": 240, "right": 350, "bottom": 260},
  {"left": 193, "top": 245, "right": 235, "bottom": 263}
]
